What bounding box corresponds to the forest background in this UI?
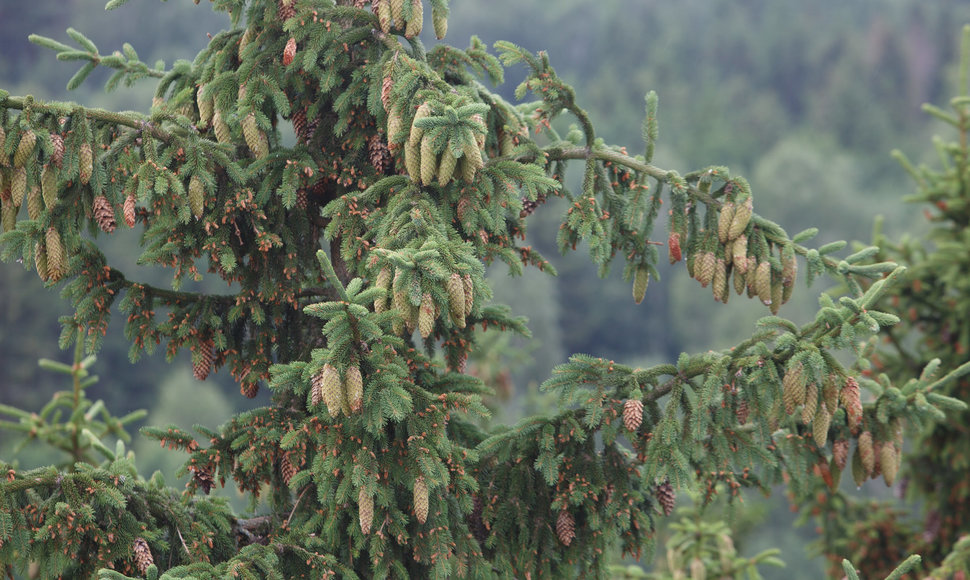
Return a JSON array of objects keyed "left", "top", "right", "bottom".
[{"left": 2, "top": 0, "right": 968, "bottom": 577}]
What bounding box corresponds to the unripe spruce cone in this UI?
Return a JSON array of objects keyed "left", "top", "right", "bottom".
[
  {"left": 41, "top": 164, "right": 58, "bottom": 209},
  {"left": 13, "top": 129, "right": 36, "bottom": 168},
  {"left": 404, "top": 0, "right": 423, "bottom": 38},
  {"left": 841, "top": 376, "right": 863, "bottom": 435},
  {"left": 717, "top": 201, "right": 736, "bottom": 243},
  {"left": 418, "top": 292, "right": 435, "bottom": 338},
  {"left": 632, "top": 266, "right": 649, "bottom": 304},
  {"left": 413, "top": 476, "right": 429, "bottom": 524},
  {"left": 419, "top": 135, "right": 437, "bottom": 185},
  {"left": 345, "top": 364, "right": 364, "bottom": 413},
  {"left": 556, "top": 510, "right": 575, "bottom": 546},
  {"left": 731, "top": 234, "right": 748, "bottom": 274},
  {"left": 196, "top": 86, "right": 213, "bottom": 129},
  {"left": 446, "top": 273, "right": 466, "bottom": 326},
  {"left": 728, "top": 196, "right": 753, "bottom": 240},
  {"left": 45, "top": 226, "right": 65, "bottom": 281},
  {"left": 93, "top": 195, "right": 117, "bottom": 233},
  {"left": 188, "top": 175, "right": 205, "bottom": 218},
  {"left": 801, "top": 382, "right": 818, "bottom": 425},
  {"left": 881, "top": 442, "right": 899, "bottom": 486},
  {"left": 34, "top": 241, "right": 49, "bottom": 282},
  {"left": 695, "top": 251, "right": 716, "bottom": 287},
  {"left": 782, "top": 361, "right": 806, "bottom": 415},
  {"left": 432, "top": 5, "right": 447, "bottom": 39},
  {"left": 318, "top": 363, "right": 344, "bottom": 417},
  {"left": 11, "top": 166, "right": 26, "bottom": 206},
  {"left": 359, "top": 488, "right": 374, "bottom": 534},
  {"left": 754, "top": 260, "right": 772, "bottom": 306},
  {"left": 812, "top": 402, "right": 831, "bottom": 448},
  {"left": 462, "top": 273, "right": 474, "bottom": 316},
  {"left": 78, "top": 143, "right": 94, "bottom": 185},
  {"left": 27, "top": 186, "right": 42, "bottom": 221},
  {"left": 437, "top": 148, "right": 458, "bottom": 186},
  {"left": 623, "top": 399, "right": 643, "bottom": 432},
  {"left": 858, "top": 431, "right": 875, "bottom": 476},
  {"left": 212, "top": 109, "right": 231, "bottom": 144},
  {"left": 712, "top": 258, "right": 728, "bottom": 303}
]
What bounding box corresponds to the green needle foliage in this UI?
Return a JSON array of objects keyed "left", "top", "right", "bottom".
[{"left": 0, "top": 1, "right": 965, "bottom": 578}]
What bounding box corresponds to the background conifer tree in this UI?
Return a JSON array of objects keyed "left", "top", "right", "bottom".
[{"left": 1, "top": 1, "right": 967, "bottom": 578}]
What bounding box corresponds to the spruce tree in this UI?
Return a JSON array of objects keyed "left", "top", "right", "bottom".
[
  {"left": 807, "top": 25, "right": 970, "bottom": 579},
  {"left": 0, "top": 1, "right": 965, "bottom": 578}
]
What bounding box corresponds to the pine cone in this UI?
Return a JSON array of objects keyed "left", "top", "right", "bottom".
[
  {"left": 462, "top": 273, "right": 474, "bottom": 316},
  {"left": 655, "top": 480, "right": 676, "bottom": 516},
  {"left": 13, "top": 129, "right": 36, "bottom": 168},
  {"left": 79, "top": 143, "right": 93, "bottom": 185},
  {"left": 193, "top": 337, "right": 215, "bottom": 381},
  {"left": 283, "top": 37, "right": 297, "bottom": 66},
  {"left": 728, "top": 196, "right": 752, "bottom": 240},
  {"left": 123, "top": 192, "right": 137, "bottom": 228},
  {"left": 731, "top": 234, "right": 748, "bottom": 274},
  {"left": 419, "top": 135, "right": 437, "bottom": 185},
  {"left": 881, "top": 442, "right": 899, "bottom": 486},
  {"left": 858, "top": 431, "right": 875, "bottom": 476},
  {"left": 414, "top": 476, "right": 429, "bottom": 524},
  {"left": 27, "top": 186, "right": 42, "bottom": 220},
  {"left": 280, "top": 452, "right": 298, "bottom": 485},
  {"left": 556, "top": 510, "right": 575, "bottom": 546},
  {"left": 695, "top": 251, "right": 716, "bottom": 287},
  {"left": 196, "top": 86, "right": 213, "bottom": 129},
  {"left": 188, "top": 175, "right": 205, "bottom": 218},
  {"left": 319, "top": 363, "right": 344, "bottom": 417},
  {"left": 712, "top": 258, "right": 728, "bottom": 303},
  {"left": 469, "top": 494, "right": 488, "bottom": 544},
  {"left": 11, "top": 166, "right": 26, "bottom": 206},
  {"left": 132, "top": 538, "right": 154, "bottom": 575},
  {"left": 418, "top": 292, "right": 435, "bottom": 339},
  {"left": 381, "top": 73, "right": 394, "bottom": 112},
  {"left": 193, "top": 467, "right": 216, "bottom": 494},
  {"left": 212, "top": 109, "right": 231, "bottom": 144},
  {"left": 34, "top": 240, "right": 49, "bottom": 282},
  {"left": 311, "top": 367, "right": 324, "bottom": 407},
  {"left": 345, "top": 364, "right": 364, "bottom": 413},
  {"left": 841, "top": 377, "right": 863, "bottom": 435},
  {"left": 668, "top": 231, "right": 682, "bottom": 263},
  {"left": 801, "top": 382, "right": 818, "bottom": 425},
  {"left": 51, "top": 133, "right": 64, "bottom": 167},
  {"left": 45, "top": 226, "right": 65, "bottom": 281},
  {"left": 755, "top": 260, "right": 772, "bottom": 306},
  {"left": 633, "top": 266, "right": 649, "bottom": 304},
  {"left": 437, "top": 148, "right": 458, "bottom": 186},
  {"left": 296, "top": 188, "right": 308, "bottom": 209},
  {"left": 717, "top": 201, "right": 736, "bottom": 243},
  {"left": 432, "top": 5, "right": 447, "bottom": 39},
  {"left": 278, "top": 0, "right": 296, "bottom": 22},
  {"left": 41, "top": 164, "right": 58, "bottom": 209},
  {"left": 93, "top": 195, "right": 117, "bottom": 233},
  {"left": 375, "top": 0, "right": 392, "bottom": 33},
  {"left": 812, "top": 402, "right": 831, "bottom": 448},
  {"left": 735, "top": 398, "right": 749, "bottom": 425},
  {"left": 240, "top": 382, "right": 259, "bottom": 398},
  {"left": 291, "top": 108, "right": 309, "bottom": 144},
  {"left": 358, "top": 488, "right": 374, "bottom": 534},
  {"left": 623, "top": 399, "right": 643, "bottom": 432},
  {"left": 404, "top": 0, "right": 423, "bottom": 38},
  {"left": 368, "top": 134, "right": 391, "bottom": 174},
  {"left": 1, "top": 198, "right": 15, "bottom": 233},
  {"left": 446, "top": 273, "right": 466, "bottom": 326},
  {"left": 782, "top": 362, "right": 806, "bottom": 415}
]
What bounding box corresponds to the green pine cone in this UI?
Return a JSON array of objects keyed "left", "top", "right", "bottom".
[
  {"left": 437, "top": 148, "right": 458, "bottom": 186},
  {"left": 404, "top": 0, "right": 423, "bottom": 38},
  {"left": 13, "top": 129, "right": 36, "bottom": 168},
  {"left": 188, "top": 175, "right": 205, "bottom": 218},
  {"left": 632, "top": 266, "right": 649, "bottom": 304},
  {"left": 41, "top": 164, "right": 58, "bottom": 209},
  {"left": 78, "top": 143, "right": 93, "bottom": 185},
  {"left": 420, "top": 135, "right": 437, "bottom": 186}
]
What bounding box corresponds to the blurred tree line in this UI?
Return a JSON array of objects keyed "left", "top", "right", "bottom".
[{"left": 2, "top": 1, "right": 970, "bottom": 574}]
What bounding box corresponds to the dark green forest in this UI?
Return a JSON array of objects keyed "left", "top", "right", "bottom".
[{"left": 3, "top": 1, "right": 970, "bottom": 577}]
